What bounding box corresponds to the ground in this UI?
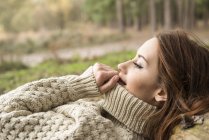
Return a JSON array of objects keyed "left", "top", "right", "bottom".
[
  {"left": 171, "top": 113, "right": 209, "bottom": 140},
  {"left": 15, "top": 28, "right": 209, "bottom": 67}
]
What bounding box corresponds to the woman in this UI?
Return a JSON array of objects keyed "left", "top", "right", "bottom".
[
  {"left": 0, "top": 29, "right": 208, "bottom": 140},
  {"left": 148, "top": 30, "right": 209, "bottom": 140}
]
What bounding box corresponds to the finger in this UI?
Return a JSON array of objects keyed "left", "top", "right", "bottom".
[
  {"left": 99, "top": 63, "right": 115, "bottom": 70},
  {"left": 100, "top": 75, "right": 119, "bottom": 93},
  {"left": 94, "top": 63, "right": 117, "bottom": 72},
  {"left": 97, "top": 71, "right": 118, "bottom": 86}
]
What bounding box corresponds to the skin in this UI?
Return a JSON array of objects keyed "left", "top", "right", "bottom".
[
  {"left": 93, "top": 63, "right": 119, "bottom": 93},
  {"left": 93, "top": 37, "right": 166, "bottom": 106}
]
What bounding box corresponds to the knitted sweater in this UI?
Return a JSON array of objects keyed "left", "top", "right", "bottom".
[{"left": 0, "top": 66, "right": 157, "bottom": 140}]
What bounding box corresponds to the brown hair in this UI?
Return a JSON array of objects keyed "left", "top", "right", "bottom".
[{"left": 145, "top": 29, "right": 209, "bottom": 140}]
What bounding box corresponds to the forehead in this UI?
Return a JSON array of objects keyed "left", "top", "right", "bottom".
[{"left": 137, "top": 37, "right": 159, "bottom": 61}]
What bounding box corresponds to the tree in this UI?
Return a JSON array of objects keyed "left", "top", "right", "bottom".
[
  {"left": 203, "top": 0, "right": 209, "bottom": 27},
  {"left": 183, "top": 0, "right": 195, "bottom": 29},
  {"left": 176, "top": 0, "right": 183, "bottom": 27},
  {"left": 84, "top": 0, "right": 116, "bottom": 26},
  {"left": 189, "top": 0, "right": 195, "bottom": 29},
  {"left": 0, "top": 0, "right": 26, "bottom": 32},
  {"left": 149, "top": 0, "right": 157, "bottom": 34},
  {"left": 116, "top": 0, "right": 125, "bottom": 32},
  {"left": 47, "top": 0, "right": 72, "bottom": 30},
  {"left": 164, "top": 0, "right": 172, "bottom": 29},
  {"left": 129, "top": 0, "right": 148, "bottom": 31}
]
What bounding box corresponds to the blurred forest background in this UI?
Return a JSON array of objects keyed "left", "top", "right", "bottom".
[{"left": 0, "top": 0, "right": 209, "bottom": 94}]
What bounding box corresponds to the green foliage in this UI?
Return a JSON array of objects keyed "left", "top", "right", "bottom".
[
  {"left": 0, "top": 0, "right": 27, "bottom": 32},
  {"left": 0, "top": 50, "right": 135, "bottom": 95},
  {"left": 84, "top": 0, "right": 116, "bottom": 25},
  {"left": 0, "top": 0, "right": 208, "bottom": 33},
  {"left": 195, "top": 0, "right": 209, "bottom": 19},
  {"left": 0, "top": 61, "right": 28, "bottom": 73}
]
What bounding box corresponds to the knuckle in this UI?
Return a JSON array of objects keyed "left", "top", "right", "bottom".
[
  {"left": 93, "top": 63, "right": 103, "bottom": 71},
  {"left": 93, "top": 64, "right": 98, "bottom": 71},
  {"left": 97, "top": 72, "right": 105, "bottom": 79},
  {"left": 94, "top": 62, "right": 101, "bottom": 67}
]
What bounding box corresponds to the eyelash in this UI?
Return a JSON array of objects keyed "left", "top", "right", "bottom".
[{"left": 133, "top": 62, "right": 143, "bottom": 69}]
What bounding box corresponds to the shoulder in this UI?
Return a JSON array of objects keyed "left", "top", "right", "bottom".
[{"left": 170, "top": 113, "right": 209, "bottom": 140}]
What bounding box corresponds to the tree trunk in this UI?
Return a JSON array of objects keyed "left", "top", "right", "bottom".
[
  {"left": 183, "top": 0, "right": 195, "bottom": 29},
  {"left": 116, "top": 0, "right": 125, "bottom": 32},
  {"left": 58, "top": 11, "right": 65, "bottom": 30},
  {"left": 149, "top": 0, "right": 157, "bottom": 34},
  {"left": 141, "top": 10, "right": 147, "bottom": 29},
  {"left": 164, "top": 0, "right": 172, "bottom": 30},
  {"left": 189, "top": 0, "right": 195, "bottom": 29},
  {"left": 183, "top": 0, "right": 189, "bottom": 29},
  {"left": 126, "top": 15, "right": 133, "bottom": 27},
  {"left": 134, "top": 16, "right": 142, "bottom": 31},
  {"left": 204, "top": 6, "right": 209, "bottom": 28},
  {"left": 176, "top": 0, "right": 183, "bottom": 27}
]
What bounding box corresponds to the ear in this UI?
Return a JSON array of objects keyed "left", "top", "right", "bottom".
[{"left": 154, "top": 88, "right": 167, "bottom": 102}]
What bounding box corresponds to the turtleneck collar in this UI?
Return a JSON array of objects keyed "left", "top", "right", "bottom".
[{"left": 101, "top": 84, "right": 158, "bottom": 134}]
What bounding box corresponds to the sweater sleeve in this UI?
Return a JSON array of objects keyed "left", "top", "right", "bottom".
[
  {"left": 0, "top": 67, "right": 118, "bottom": 140},
  {"left": 0, "top": 66, "right": 101, "bottom": 113}
]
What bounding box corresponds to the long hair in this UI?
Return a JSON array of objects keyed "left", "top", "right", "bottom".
[{"left": 145, "top": 30, "right": 209, "bottom": 140}]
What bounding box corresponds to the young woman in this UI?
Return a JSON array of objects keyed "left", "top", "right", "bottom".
[{"left": 0, "top": 29, "right": 208, "bottom": 140}]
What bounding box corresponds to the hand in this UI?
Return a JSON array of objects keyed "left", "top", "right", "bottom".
[{"left": 93, "top": 63, "right": 119, "bottom": 93}]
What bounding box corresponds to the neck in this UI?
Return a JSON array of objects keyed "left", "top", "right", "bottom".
[{"left": 101, "top": 84, "right": 158, "bottom": 134}]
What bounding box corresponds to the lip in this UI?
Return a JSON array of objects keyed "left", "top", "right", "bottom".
[{"left": 118, "top": 77, "right": 126, "bottom": 86}]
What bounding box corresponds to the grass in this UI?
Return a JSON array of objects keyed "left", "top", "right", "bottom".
[
  {"left": 0, "top": 61, "right": 28, "bottom": 73},
  {"left": 0, "top": 50, "right": 135, "bottom": 95}
]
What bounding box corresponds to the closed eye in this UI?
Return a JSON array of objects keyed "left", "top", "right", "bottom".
[{"left": 133, "top": 62, "right": 143, "bottom": 69}]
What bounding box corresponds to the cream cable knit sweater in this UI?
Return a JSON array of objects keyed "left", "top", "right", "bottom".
[{"left": 0, "top": 66, "right": 157, "bottom": 140}]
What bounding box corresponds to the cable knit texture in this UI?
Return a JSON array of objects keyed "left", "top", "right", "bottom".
[{"left": 0, "top": 66, "right": 157, "bottom": 140}]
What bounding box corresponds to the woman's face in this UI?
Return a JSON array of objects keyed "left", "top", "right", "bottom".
[{"left": 118, "top": 37, "right": 162, "bottom": 105}]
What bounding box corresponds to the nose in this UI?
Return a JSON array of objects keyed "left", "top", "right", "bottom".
[{"left": 117, "top": 60, "right": 130, "bottom": 74}]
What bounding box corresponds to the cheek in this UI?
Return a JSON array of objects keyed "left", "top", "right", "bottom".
[
  {"left": 126, "top": 74, "right": 143, "bottom": 93},
  {"left": 127, "top": 72, "right": 146, "bottom": 89},
  {"left": 126, "top": 73, "right": 156, "bottom": 99}
]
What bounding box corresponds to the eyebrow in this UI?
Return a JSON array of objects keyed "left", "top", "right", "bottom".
[{"left": 138, "top": 54, "right": 148, "bottom": 64}]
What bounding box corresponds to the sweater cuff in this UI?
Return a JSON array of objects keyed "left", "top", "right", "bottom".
[{"left": 69, "top": 66, "right": 101, "bottom": 100}]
